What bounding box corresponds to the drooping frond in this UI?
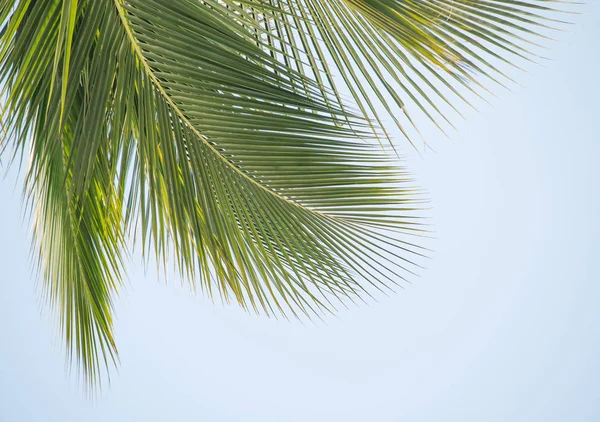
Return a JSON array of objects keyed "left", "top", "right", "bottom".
[
  {"left": 0, "top": 0, "right": 569, "bottom": 388},
  {"left": 240, "top": 0, "right": 572, "bottom": 146}
]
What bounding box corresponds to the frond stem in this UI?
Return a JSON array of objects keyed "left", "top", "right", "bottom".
[{"left": 113, "top": 0, "right": 338, "bottom": 220}]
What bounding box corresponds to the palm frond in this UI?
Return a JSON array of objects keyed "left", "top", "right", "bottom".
[
  {"left": 0, "top": 0, "right": 570, "bottom": 387},
  {"left": 241, "top": 0, "right": 572, "bottom": 147}
]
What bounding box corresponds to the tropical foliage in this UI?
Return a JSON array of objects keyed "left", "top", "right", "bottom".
[{"left": 0, "top": 0, "right": 568, "bottom": 386}]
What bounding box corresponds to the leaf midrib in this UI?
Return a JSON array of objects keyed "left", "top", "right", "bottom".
[{"left": 114, "top": 0, "right": 335, "bottom": 218}]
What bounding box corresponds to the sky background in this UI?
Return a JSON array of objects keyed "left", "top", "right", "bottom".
[{"left": 1, "top": 3, "right": 599, "bottom": 421}]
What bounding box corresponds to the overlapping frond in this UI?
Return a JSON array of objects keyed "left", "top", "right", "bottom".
[
  {"left": 0, "top": 0, "right": 569, "bottom": 387},
  {"left": 242, "top": 0, "right": 572, "bottom": 146}
]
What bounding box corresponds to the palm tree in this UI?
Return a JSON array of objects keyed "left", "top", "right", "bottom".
[{"left": 0, "top": 0, "right": 567, "bottom": 386}]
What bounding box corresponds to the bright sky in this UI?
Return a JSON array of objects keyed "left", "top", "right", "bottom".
[{"left": 1, "top": 4, "right": 599, "bottom": 421}]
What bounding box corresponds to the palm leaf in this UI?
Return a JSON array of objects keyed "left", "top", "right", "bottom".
[
  {"left": 0, "top": 0, "right": 569, "bottom": 387},
  {"left": 242, "top": 0, "right": 572, "bottom": 147}
]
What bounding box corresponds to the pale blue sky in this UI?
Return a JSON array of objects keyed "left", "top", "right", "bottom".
[{"left": 1, "top": 4, "right": 599, "bottom": 421}]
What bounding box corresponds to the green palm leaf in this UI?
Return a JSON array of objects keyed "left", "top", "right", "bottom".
[
  {"left": 0, "top": 0, "right": 568, "bottom": 387},
  {"left": 244, "top": 0, "right": 571, "bottom": 146}
]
